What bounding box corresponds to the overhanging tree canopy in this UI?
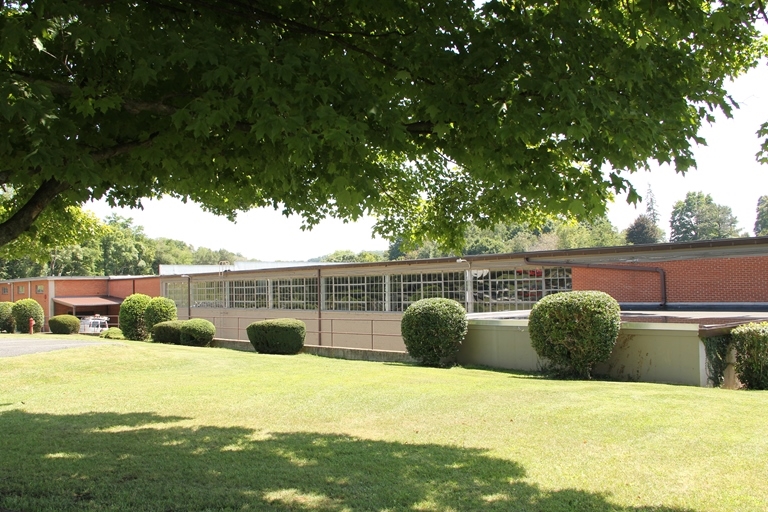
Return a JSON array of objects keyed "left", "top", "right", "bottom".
[{"left": 1, "top": 0, "right": 766, "bottom": 250}]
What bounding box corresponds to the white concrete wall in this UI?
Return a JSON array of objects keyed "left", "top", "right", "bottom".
[{"left": 458, "top": 320, "right": 707, "bottom": 387}]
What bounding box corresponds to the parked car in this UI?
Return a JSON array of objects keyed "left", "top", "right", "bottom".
[{"left": 79, "top": 315, "right": 109, "bottom": 334}]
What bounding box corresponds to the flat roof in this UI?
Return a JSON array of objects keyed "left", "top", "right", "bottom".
[
  {"left": 52, "top": 296, "right": 124, "bottom": 308},
  {"left": 468, "top": 309, "right": 768, "bottom": 337},
  {"left": 160, "top": 236, "right": 768, "bottom": 279}
]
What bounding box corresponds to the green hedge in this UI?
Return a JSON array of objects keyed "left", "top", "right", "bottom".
[
  {"left": 0, "top": 301, "right": 15, "bottom": 332},
  {"left": 119, "top": 294, "right": 152, "bottom": 341},
  {"left": 401, "top": 298, "right": 467, "bottom": 367},
  {"left": 528, "top": 291, "right": 621, "bottom": 378},
  {"left": 180, "top": 318, "right": 216, "bottom": 346},
  {"left": 99, "top": 327, "right": 125, "bottom": 340},
  {"left": 152, "top": 320, "right": 185, "bottom": 344},
  {"left": 246, "top": 318, "right": 306, "bottom": 354},
  {"left": 144, "top": 297, "right": 178, "bottom": 331},
  {"left": 11, "top": 299, "right": 44, "bottom": 333},
  {"left": 49, "top": 314, "right": 81, "bottom": 334},
  {"left": 731, "top": 322, "right": 768, "bottom": 390}
]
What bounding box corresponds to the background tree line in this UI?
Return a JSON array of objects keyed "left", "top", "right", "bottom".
[
  {"left": 323, "top": 190, "right": 767, "bottom": 262},
  {"left": 0, "top": 191, "right": 765, "bottom": 278},
  {"left": 0, "top": 214, "right": 247, "bottom": 280}
]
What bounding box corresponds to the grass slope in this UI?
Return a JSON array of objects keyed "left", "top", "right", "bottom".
[{"left": 0, "top": 339, "right": 766, "bottom": 511}]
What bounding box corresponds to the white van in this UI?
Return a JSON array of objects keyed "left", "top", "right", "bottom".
[{"left": 79, "top": 315, "right": 109, "bottom": 334}]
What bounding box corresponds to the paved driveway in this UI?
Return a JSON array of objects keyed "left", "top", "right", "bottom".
[{"left": 0, "top": 338, "right": 121, "bottom": 358}]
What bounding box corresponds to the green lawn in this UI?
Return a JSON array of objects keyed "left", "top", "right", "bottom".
[{"left": 1, "top": 338, "right": 766, "bottom": 511}]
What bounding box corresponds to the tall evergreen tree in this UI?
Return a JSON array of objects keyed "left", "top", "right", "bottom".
[
  {"left": 645, "top": 186, "right": 660, "bottom": 225},
  {"left": 755, "top": 196, "right": 768, "bottom": 236},
  {"left": 626, "top": 215, "right": 664, "bottom": 245}
]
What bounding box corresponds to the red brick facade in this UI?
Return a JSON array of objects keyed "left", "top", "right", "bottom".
[
  {"left": 572, "top": 255, "right": 768, "bottom": 303},
  {"left": 0, "top": 276, "right": 161, "bottom": 331}
]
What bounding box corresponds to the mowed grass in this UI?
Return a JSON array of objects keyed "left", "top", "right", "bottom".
[{"left": 1, "top": 339, "right": 766, "bottom": 512}]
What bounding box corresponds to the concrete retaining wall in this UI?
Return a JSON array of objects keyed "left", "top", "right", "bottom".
[{"left": 458, "top": 319, "right": 707, "bottom": 386}]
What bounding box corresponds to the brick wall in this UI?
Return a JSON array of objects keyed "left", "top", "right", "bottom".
[
  {"left": 134, "top": 277, "right": 161, "bottom": 297},
  {"left": 56, "top": 279, "right": 109, "bottom": 297},
  {"left": 107, "top": 279, "right": 135, "bottom": 298},
  {"left": 573, "top": 255, "right": 768, "bottom": 303}
]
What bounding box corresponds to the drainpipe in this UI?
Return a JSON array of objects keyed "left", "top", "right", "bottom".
[
  {"left": 524, "top": 257, "right": 667, "bottom": 307},
  {"left": 181, "top": 275, "right": 191, "bottom": 320},
  {"left": 317, "top": 268, "right": 322, "bottom": 346}
]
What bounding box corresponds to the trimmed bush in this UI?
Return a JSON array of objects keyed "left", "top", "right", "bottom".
[
  {"left": 119, "top": 293, "right": 152, "bottom": 341},
  {"left": 246, "top": 318, "right": 306, "bottom": 354},
  {"left": 179, "top": 318, "right": 216, "bottom": 346},
  {"left": 152, "top": 320, "right": 185, "bottom": 344},
  {"left": 529, "top": 291, "right": 621, "bottom": 378},
  {"left": 99, "top": 327, "right": 125, "bottom": 340},
  {"left": 144, "top": 297, "right": 178, "bottom": 331},
  {"left": 11, "top": 298, "right": 44, "bottom": 333},
  {"left": 401, "top": 298, "right": 467, "bottom": 367},
  {"left": 49, "top": 314, "right": 81, "bottom": 334},
  {"left": 0, "top": 301, "right": 15, "bottom": 332},
  {"left": 731, "top": 322, "right": 768, "bottom": 390}
]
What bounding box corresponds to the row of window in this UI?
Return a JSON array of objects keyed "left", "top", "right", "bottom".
[
  {"left": 1, "top": 285, "right": 45, "bottom": 295},
  {"left": 165, "top": 267, "right": 572, "bottom": 313}
]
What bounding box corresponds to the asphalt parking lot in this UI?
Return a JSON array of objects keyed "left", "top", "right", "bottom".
[{"left": 0, "top": 338, "right": 121, "bottom": 358}]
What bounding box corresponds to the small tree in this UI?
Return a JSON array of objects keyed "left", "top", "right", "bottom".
[
  {"left": 11, "top": 299, "right": 44, "bottom": 333},
  {"left": 528, "top": 291, "right": 621, "bottom": 378},
  {"left": 118, "top": 293, "right": 152, "bottom": 341},
  {"left": 180, "top": 319, "right": 216, "bottom": 346},
  {"left": 48, "top": 314, "right": 81, "bottom": 334},
  {"left": 401, "top": 298, "right": 468, "bottom": 367},
  {"left": 0, "top": 301, "right": 15, "bottom": 332},
  {"left": 246, "top": 318, "right": 306, "bottom": 354},
  {"left": 152, "top": 320, "right": 185, "bottom": 344},
  {"left": 144, "top": 297, "right": 178, "bottom": 332}
]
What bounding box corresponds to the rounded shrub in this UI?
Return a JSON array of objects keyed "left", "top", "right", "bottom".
[
  {"left": 144, "top": 297, "right": 178, "bottom": 332},
  {"left": 152, "top": 320, "right": 185, "bottom": 344},
  {"left": 179, "top": 318, "right": 216, "bottom": 346},
  {"left": 11, "top": 298, "right": 44, "bottom": 333},
  {"left": 48, "top": 314, "right": 81, "bottom": 334},
  {"left": 529, "top": 291, "right": 621, "bottom": 378},
  {"left": 99, "top": 327, "right": 125, "bottom": 340},
  {"left": 731, "top": 322, "right": 768, "bottom": 390},
  {"left": 246, "top": 318, "right": 306, "bottom": 355},
  {"left": 401, "top": 298, "right": 468, "bottom": 367},
  {"left": 118, "top": 293, "right": 152, "bottom": 341},
  {"left": 0, "top": 301, "right": 15, "bottom": 332}
]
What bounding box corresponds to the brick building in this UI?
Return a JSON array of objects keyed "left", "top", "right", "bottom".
[
  {"left": 157, "top": 237, "right": 768, "bottom": 350},
  {"left": 0, "top": 276, "right": 161, "bottom": 331}
]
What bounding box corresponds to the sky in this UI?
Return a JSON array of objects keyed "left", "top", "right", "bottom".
[{"left": 85, "top": 61, "right": 768, "bottom": 262}]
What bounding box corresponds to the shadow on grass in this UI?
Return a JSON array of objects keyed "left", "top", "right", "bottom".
[{"left": 0, "top": 410, "right": 694, "bottom": 512}]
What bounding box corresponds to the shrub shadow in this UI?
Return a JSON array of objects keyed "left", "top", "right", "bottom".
[{"left": 0, "top": 410, "right": 695, "bottom": 512}]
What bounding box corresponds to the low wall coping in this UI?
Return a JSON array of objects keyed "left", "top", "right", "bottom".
[{"left": 469, "top": 318, "right": 700, "bottom": 332}]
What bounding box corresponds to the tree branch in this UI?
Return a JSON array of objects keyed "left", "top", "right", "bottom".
[
  {"left": 0, "top": 179, "right": 71, "bottom": 247},
  {"left": 159, "top": 0, "right": 428, "bottom": 80},
  {"left": 405, "top": 121, "right": 435, "bottom": 134},
  {"left": 122, "top": 100, "right": 176, "bottom": 116},
  {"left": 89, "top": 133, "right": 160, "bottom": 161},
  {"left": 757, "top": 0, "right": 768, "bottom": 23}
]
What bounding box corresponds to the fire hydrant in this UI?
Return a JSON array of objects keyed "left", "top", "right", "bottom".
[{"left": 28, "top": 317, "right": 35, "bottom": 335}]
